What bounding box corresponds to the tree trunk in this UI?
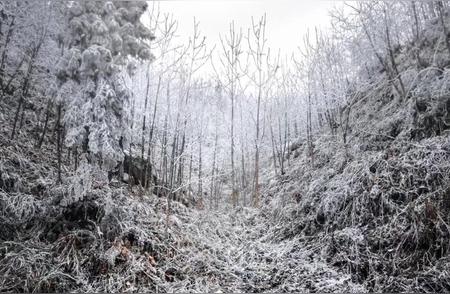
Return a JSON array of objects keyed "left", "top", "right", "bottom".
[
  {"left": 56, "top": 103, "right": 63, "bottom": 184},
  {"left": 11, "top": 30, "right": 43, "bottom": 139},
  {"left": 384, "top": 9, "right": 406, "bottom": 100},
  {"left": 270, "top": 120, "right": 278, "bottom": 176},
  {"left": 307, "top": 91, "right": 314, "bottom": 166},
  {"left": 141, "top": 66, "right": 151, "bottom": 161},
  {"left": 230, "top": 82, "right": 238, "bottom": 207},
  {"left": 0, "top": 17, "right": 15, "bottom": 89},
  {"left": 144, "top": 76, "right": 162, "bottom": 190},
  {"left": 253, "top": 89, "right": 261, "bottom": 207},
  {"left": 198, "top": 131, "right": 203, "bottom": 208},
  {"left": 210, "top": 132, "right": 218, "bottom": 209},
  {"left": 36, "top": 99, "right": 53, "bottom": 149},
  {"left": 437, "top": 1, "right": 450, "bottom": 59}
]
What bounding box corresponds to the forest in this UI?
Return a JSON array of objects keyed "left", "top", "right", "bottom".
[{"left": 0, "top": 0, "right": 450, "bottom": 292}]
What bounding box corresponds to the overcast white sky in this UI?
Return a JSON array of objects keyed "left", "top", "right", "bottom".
[{"left": 156, "top": 0, "right": 338, "bottom": 58}]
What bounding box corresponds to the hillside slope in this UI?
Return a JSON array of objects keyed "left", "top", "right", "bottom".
[{"left": 259, "top": 13, "right": 450, "bottom": 293}]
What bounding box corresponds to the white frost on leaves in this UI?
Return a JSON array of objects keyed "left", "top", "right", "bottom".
[
  {"left": 62, "top": 155, "right": 92, "bottom": 207},
  {"left": 58, "top": 1, "right": 154, "bottom": 175}
]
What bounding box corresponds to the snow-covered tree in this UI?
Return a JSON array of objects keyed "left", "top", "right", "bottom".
[{"left": 57, "top": 1, "right": 155, "bottom": 172}]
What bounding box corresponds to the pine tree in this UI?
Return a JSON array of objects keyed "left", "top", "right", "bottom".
[{"left": 57, "top": 1, "right": 155, "bottom": 173}]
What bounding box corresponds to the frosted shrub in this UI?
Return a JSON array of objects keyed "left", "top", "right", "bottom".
[{"left": 62, "top": 155, "right": 93, "bottom": 207}]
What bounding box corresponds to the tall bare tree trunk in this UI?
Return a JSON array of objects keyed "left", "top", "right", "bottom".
[
  {"left": 56, "top": 102, "right": 63, "bottom": 184},
  {"left": 306, "top": 90, "right": 314, "bottom": 166},
  {"left": 384, "top": 8, "right": 406, "bottom": 101},
  {"left": 144, "top": 76, "right": 162, "bottom": 190},
  {"left": 253, "top": 89, "right": 261, "bottom": 207},
  {"left": 11, "top": 26, "right": 45, "bottom": 139},
  {"left": 197, "top": 130, "right": 203, "bottom": 208},
  {"left": 437, "top": 1, "right": 450, "bottom": 58},
  {"left": 141, "top": 64, "right": 151, "bottom": 161},
  {"left": 0, "top": 16, "right": 15, "bottom": 89},
  {"left": 36, "top": 98, "right": 53, "bottom": 149},
  {"left": 231, "top": 84, "right": 238, "bottom": 207},
  {"left": 210, "top": 131, "right": 218, "bottom": 209},
  {"left": 269, "top": 118, "right": 278, "bottom": 176}
]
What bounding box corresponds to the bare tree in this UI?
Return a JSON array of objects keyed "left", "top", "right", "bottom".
[
  {"left": 177, "top": 18, "right": 211, "bottom": 189},
  {"left": 142, "top": 13, "right": 183, "bottom": 191},
  {"left": 214, "top": 21, "right": 245, "bottom": 208},
  {"left": 436, "top": 1, "right": 450, "bottom": 58},
  {"left": 11, "top": 25, "right": 47, "bottom": 140},
  {"left": 246, "top": 14, "right": 278, "bottom": 207}
]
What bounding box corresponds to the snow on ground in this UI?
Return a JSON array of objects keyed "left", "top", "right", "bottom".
[{"left": 160, "top": 205, "right": 365, "bottom": 293}]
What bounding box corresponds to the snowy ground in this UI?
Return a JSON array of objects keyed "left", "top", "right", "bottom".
[{"left": 161, "top": 205, "right": 365, "bottom": 293}]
